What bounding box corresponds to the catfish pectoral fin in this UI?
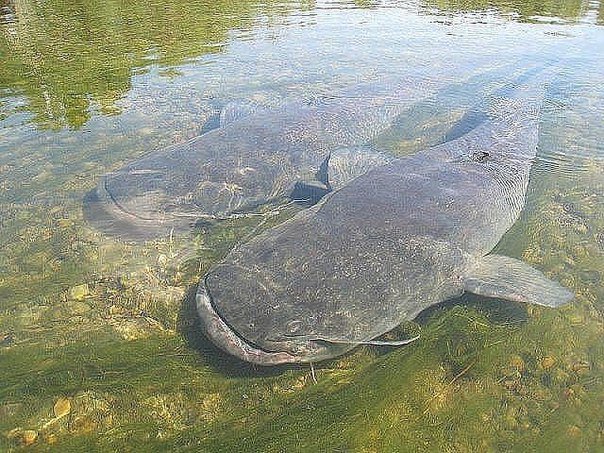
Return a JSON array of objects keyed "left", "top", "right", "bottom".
[
  {"left": 464, "top": 254, "right": 574, "bottom": 307},
  {"left": 290, "top": 179, "right": 331, "bottom": 204}
]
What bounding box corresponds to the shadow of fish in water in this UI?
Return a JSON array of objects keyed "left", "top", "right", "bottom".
[{"left": 197, "top": 73, "right": 574, "bottom": 366}]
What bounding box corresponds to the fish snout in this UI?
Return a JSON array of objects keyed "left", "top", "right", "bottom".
[
  {"left": 196, "top": 272, "right": 302, "bottom": 365},
  {"left": 197, "top": 266, "right": 339, "bottom": 364}
]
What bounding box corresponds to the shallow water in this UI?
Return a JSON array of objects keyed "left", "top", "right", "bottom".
[{"left": 1, "top": 0, "right": 603, "bottom": 450}]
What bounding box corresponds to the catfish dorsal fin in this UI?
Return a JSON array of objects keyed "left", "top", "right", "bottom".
[
  {"left": 464, "top": 254, "right": 573, "bottom": 307},
  {"left": 219, "top": 100, "right": 263, "bottom": 127}
]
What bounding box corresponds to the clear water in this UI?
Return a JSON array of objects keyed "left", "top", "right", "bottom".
[{"left": 1, "top": 0, "right": 603, "bottom": 450}]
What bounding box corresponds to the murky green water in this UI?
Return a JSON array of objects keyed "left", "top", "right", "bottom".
[{"left": 1, "top": 0, "right": 603, "bottom": 450}]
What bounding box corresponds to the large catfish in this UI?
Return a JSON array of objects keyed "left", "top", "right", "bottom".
[{"left": 197, "top": 76, "right": 573, "bottom": 365}]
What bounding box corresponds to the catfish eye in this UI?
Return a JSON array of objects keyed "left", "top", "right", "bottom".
[{"left": 472, "top": 151, "right": 490, "bottom": 162}]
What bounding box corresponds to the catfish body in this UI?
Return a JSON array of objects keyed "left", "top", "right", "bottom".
[
  {"left": 85, "top": 76, "right": 444, "bottom": 240},
  {"left": 197, "top": 81, "right": 573, "bottom": 365}
]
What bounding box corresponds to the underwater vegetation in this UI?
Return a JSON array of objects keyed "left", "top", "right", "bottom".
[{"left": 423, "top": 0, "right": 584, "bottom": 22}]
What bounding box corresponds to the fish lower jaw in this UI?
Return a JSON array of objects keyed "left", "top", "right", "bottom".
[{"left": 196, "top": 282, "right": 301, "bottom": 366}]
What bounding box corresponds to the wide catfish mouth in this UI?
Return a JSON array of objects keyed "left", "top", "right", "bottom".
[
  {"left": 196, "top": 276, "right": 301, "bottom": 366},
  {"left": 82, "top": 180, "right": 169, "bottom": 241}
]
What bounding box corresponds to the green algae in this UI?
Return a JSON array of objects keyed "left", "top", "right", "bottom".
[{"left": 423, "top": 0, "right": 585, "bottom": 22}]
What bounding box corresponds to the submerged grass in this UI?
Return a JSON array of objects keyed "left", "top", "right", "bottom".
[{"left": 2, "top": 205, "right": 602, "bottom": 451}]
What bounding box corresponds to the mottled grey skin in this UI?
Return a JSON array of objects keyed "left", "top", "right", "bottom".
[
  {"left": 197, "top": 81, "right": 574, "bottom": 365},
  {"left": 84, "top": 76, "right": 445, "bottom": 240}
]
